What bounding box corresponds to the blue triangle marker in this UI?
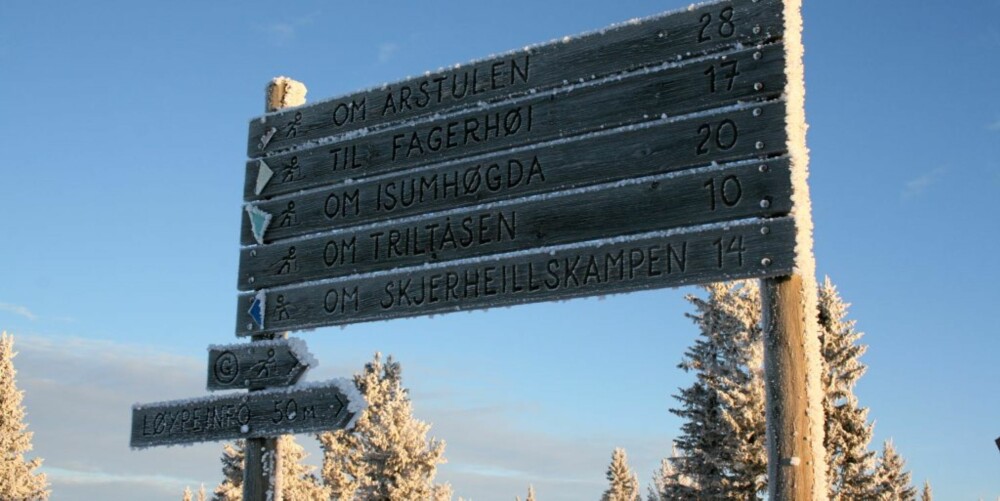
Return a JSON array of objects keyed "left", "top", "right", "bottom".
[
  {"left": 246, "top": 205, "right": 272, "bottom": 245},
  {"left": 248, "top": 291, "right": 266, "bottom": 329}
]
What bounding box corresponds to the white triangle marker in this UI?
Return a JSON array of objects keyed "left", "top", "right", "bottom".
[
  {"left": 255, "top": 159, "right": 274, "bottom": 196},
  {"left": 258, "top": 127, "right": 277, "bottom": 151},
  {"left": 246, "top": 205, "right": 272, "bottom": 245}
]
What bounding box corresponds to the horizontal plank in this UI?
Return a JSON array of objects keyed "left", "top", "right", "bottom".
[
  {"left": 240, "top": 101, "right": 787, "bottom": 246},
  {"left": 130, "top": 380, "right": 357, "bottom": 448},
  {"left": 207, "top": 338, "right": 312, "bottom": 391},
  {"left": 243, "top": 43, "right": 786, "bottom": 201},
  {"left": 235, "top": 218, "right": 795, "bottom": 335},
  {"left": 247, "top": 0, "right": 783, "bottom": 157},
  {"left": 238, "top": 158, "right": 792, "bottom": 292}
]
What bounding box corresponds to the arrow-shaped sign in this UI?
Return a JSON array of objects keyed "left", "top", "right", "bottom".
[
  {"left": 245, "top": 206, "right": 272, "bottom": 245},
  {"left": 131, "top": 378, "right": 362, "bottom": 448},
  {"left": 254, "top": 159, "right": 274, "bottom": 196},
  {"left": 207, "top": 337, "right": 314, "bottom": 391}
]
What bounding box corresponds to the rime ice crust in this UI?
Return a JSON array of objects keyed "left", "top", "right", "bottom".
[
  {"left": 267, "top": 77, "right": 308, "bottom": 112},
  {"left": 781, "top": 0, "right": 828, "bottom": 498}
]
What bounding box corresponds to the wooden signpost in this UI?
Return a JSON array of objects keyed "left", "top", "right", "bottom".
[{"left": 135, "top": 0, "right": 826, "bottom": 499}]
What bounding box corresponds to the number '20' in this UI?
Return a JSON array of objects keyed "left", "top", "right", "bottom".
[{"left": 697, "top": 119, "right": 739, "bottom": 155}]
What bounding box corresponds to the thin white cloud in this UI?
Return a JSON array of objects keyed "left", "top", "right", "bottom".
[
  {"left": 0, "top": 302, "right": 37, "bottom": 320},
  {"left": 265, "top": 22, "right": 296, "bottom": 45},
  {"left": 43, "top": 466, "right": 199, "bottom": 489},
  {"left": 11, "top": 333, "right": 219, "bottom": 501},
  {"left": 902, "top": 167, "right": 947, "bottom": 200},
  {"left": 987, "top": 119, "right": 1000, "bottom": 131},
  {"left": 259, "top": 12, "right": 319, "bottom": 47},
  {"left": 378, "top": 42, "right": 399, "bottom": 64}
]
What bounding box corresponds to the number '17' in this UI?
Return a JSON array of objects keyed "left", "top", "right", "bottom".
[{"left": 705, "top": 60, "right": 740, "bottom": 93}]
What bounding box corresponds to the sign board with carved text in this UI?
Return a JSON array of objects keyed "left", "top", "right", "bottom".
[{"left": 237, "top": 0, "right": 793, "bottom": 336}]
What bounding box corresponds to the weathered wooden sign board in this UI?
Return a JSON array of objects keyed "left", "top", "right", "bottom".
[
  {"left": 240, "top": 217, "right": 795, "bottom": 332},
  {"left": 240, "top": 101, "right": 788, "bottom": 247},
  {"left": 247, "top": 0, "right": 783, "bottom": 159},
  {"left": 130, "top": 379, "right": 357, "bottom": 448},
  {"left": 207, "top": 338, "right": 314, "bottom": 391},
  {"left": 242, "top": 43, "right": 786, "bottom": 212},
  {"left": 236, "top": 0, "right": 795, "bottom": 337}
]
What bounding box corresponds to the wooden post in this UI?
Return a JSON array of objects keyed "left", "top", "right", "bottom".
[
  {"left": 760, "top": 1, "right": 827, "bottom": 499},
  {"left": 762, "top": 274, "right": 821, "bottom": 500},
  {"left": 243, "top": 77, "right": 307, "bottom": 501}
]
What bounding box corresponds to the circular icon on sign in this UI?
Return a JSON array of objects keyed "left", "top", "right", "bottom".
[{"left": 214, "top": 351, "right": 239, "bottom": 385}]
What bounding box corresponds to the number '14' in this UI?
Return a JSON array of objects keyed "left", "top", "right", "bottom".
[{"left": 713, "top": 236, "right": 745, "bottom": 269}]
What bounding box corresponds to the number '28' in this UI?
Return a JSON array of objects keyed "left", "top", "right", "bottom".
[{"left": 699, "top": 7, "right": 736, "bottom": 42}]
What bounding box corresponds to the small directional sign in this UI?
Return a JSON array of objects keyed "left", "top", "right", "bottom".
[
  {"left": 207, "top": 338, "right": 313, "bottom": 391},
  {"left": 131, "top": 379, "right": 361, "bottom": 448}
]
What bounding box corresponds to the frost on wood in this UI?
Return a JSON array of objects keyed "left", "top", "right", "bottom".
[
  {"left": 0, "top": 332, "right": 50, "bottom": 501},
  {"left": 319, "top": 353, "right": 449, "bottom": 501},
  {"left": 776, "top": 0, "right": 826, "bottom": 496},
  {"left": 267, "top": 77, "right": 307, "bottom": 112}
]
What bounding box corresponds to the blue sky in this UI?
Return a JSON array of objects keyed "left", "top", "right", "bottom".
[{"left": 1, "top": 0, "right": 998, "bottom": 499}]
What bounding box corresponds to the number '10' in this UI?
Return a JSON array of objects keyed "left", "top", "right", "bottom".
[{"left": 703, "top": 175, "right": 743, "bottom": 211}]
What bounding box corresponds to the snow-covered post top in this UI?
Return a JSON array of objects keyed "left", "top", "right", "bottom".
[{"left": 266, "top": 77, "right": 307, "bottom": 113}]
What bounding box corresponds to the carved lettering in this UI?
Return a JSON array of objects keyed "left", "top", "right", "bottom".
[
  {"left": 375, "top": 156, "right": 544, "bottom": 214},
  {"left": 368, "top": 210, "right": 517, "bottom": 261},
  {"left": 391, "top": 105, "right": 534, "bottom": 160},
  {"left": 377, "top": 241, "right": 698, "bottom": 311}
]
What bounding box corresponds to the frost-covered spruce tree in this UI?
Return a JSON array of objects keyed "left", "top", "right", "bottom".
[
  {"left": 670, "top": 282, "right": 766, "bottom": 499},
  {"left": 873, "top": 440, "right": 915, "bottom": 501},
  {"left": 919, "top": 480, "right": 932, "bottom": 501},
  {"left": 211, "top": 436, "right": 327, "bottom": 500},
  {"left": 516, "top": 484, "right": 537, "bottom": 501},
  {"left": 183, "top": 484, "right": 207, "bottom": 501},
  {"left": 319, "top": 353, "right": 448, "bottom": 501},
  {"left": 646, "top": 458, "right": 670, "bottom": 501},
  {"left": 212, "top": 441, "right": 244, "bottom": 501},
  {"left": 277, "top": 435, "right": 330, "bottom": 500},
  {"left": 600, "top": 448, "right": 640, "bottom": 501},
  {"left": 0, "top": 332, "right": 49, "bottom": 501},
  {"left": 817, "top": 278, "right": 878, "bottom": 499},
  {"left": 647, "top": 446, "right": 698, "bottom": 501}
]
